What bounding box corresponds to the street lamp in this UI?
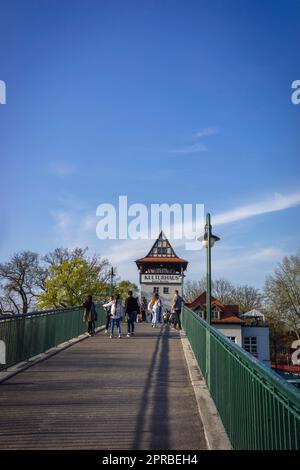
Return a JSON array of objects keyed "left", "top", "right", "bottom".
[
  {"left": 110, "top": 267, "right": 115, "bottom": 296},
  {"left": 198, "top": 213, "right": 220, "bottom": 390},
  {"left": 181, "top": 266, "right": 185, "bottom": 298},
  {"left": 198, "top": 213, "right": 220, "bottom": 325}
]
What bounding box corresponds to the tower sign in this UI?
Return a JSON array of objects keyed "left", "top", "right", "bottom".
[{"left": 135, "top": 231, "right": 188, "bottom": 309}]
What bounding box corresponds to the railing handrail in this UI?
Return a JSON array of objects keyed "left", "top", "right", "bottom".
[
  {"left": 184, "top": 305, "right": 300, "bottom": 409},
  {"left": 0, "top": 302, "right": 104, "bottom": 322},
  {"left": 0, "top": 303, "right": 107, "bottom": 372}
]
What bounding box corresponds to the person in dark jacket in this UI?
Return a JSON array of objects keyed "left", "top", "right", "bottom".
[
  {"left": 82, "top": 295, "right": 97, "bottom": 336},
  {"left": 124, "top": 291, "right": 139, "bottom": 337},
  {"left": 172, "top": 290, "right": 183, "bottom": 330}
]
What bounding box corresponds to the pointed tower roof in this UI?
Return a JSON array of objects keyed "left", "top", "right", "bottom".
[{"left": 135, "top": 231, "right": 188, "bottom": 269}]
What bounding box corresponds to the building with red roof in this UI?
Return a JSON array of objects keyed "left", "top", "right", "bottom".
[{"left": 186, "top": 291, "right": 270, "bottom": 366}]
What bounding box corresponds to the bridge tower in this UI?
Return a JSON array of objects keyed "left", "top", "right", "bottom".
[{"left": 135, "top": 231, "right": 188, "bottom": 309}]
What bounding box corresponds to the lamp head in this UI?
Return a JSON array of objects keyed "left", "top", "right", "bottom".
[{"left": 197, "top": 231, "right": 220, "bottom": 248}]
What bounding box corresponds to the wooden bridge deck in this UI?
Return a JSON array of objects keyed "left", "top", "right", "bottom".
[{"left": 0, "top": 323, "right": 207, "bottom": 450}]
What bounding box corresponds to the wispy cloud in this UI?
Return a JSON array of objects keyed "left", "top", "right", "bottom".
[
  {"left": 49, "top": 161, "right": 78, "bottom": 177},
  {"left": 51, "top": 208, "right": 97, "bottom": 249},
  {"left": 196, "top": 127, "right": 218, "bottom": 138},
  {"left": 157, "top": 143, "right": 207, "bottom": 154},
  {"left": 213, "top": 191, "right": 300, "bottom": 226}
]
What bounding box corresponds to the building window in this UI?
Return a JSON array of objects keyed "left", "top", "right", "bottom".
[
  {"left": 153, "top": 287, "right": 159, "bottom": 294},
  {"left": 163, "top": 287, "right": 169, "bottom": 294},
  {"left": 244, "top": 336, "right": 257, "bottom": 355},
  {"left": 212, "top": 307, "right": 221, "bottom": 320},
  {"left": 227, "top": 336, "right": 236, "bottom": 343}
]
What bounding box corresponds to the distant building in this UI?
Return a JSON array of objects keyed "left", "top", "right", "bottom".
[
  {"left": 135, "top": 231, "right": 188, "bottom": 309},
  {"left": 186, "top": 292, "right": 271, "bottom": 366}
]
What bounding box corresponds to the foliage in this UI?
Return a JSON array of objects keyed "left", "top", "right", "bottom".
[
  {"left": 37, "top": 251, "right": 111, "bottom": 309},
  {"left": 114, "top": 280, "right": 139, "bottom": 303}
]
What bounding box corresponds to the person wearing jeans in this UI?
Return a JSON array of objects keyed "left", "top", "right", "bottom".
[
  {"left": 172, "top": 290, "right": 183, "bottom": 330},
  {"left": 125, "top": 290, "right": 139, "bottom": 337},
  {"left": 150, "top": 293, "right": 162, "bottom": 328},
  {"left": 110, "top": 317, "right": 121, "bottom": 338},
  {"left": 103, "top": 294, "right": 123, "bottom": 339},
  {"left": 127, "top": 312, "right": 135, "bottom": 336}
]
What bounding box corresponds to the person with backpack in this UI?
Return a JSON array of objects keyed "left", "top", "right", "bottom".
[
  {"left": 124, "top": 290, "right": 139, "bottom": 337},
  {"left": 82, "top": 295, "right": 97, "bottom": 336},
  {"left": 172, "top": 290, "right": 183, "bottom": 330},
  {"left": 103, "top": 294, "right": 124, "bottom": 339}
]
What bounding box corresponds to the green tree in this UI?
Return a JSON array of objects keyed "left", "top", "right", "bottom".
[
  {"left": 38, "top": 252, "right": 111, "bottom": 309},
  {"left": 115, "top": 280, "right": 139, "bottom": 303}
]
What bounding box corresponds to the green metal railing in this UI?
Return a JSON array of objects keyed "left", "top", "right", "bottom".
[
  {"left": 182, "top": 305, "right": 300, "bottom": 450},
  {"left": 0, "top": 304, "right": 106, "bottom": 371}
]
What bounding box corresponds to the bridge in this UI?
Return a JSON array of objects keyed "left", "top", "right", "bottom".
[{"left": 0, "top": 305, "right": 299, "bottom": 450}]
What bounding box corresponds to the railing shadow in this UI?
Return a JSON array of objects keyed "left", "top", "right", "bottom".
[{"left": 132, "top": 325, "right": 170, "bottom": 450}]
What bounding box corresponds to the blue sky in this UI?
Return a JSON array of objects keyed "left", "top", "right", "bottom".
[{"left": 0, "top": 0, "right": 299, "bottom": 288}]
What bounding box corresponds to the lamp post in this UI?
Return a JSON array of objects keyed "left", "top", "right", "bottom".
[
  {"left": 110, "top": 267, "right": 115, "bottom": 296},
  {"left": 198, "top": 213, "right": 220, "bottom": 388},
  {"left": 181, "top": 266, "right": 185, "bottom": 298}
]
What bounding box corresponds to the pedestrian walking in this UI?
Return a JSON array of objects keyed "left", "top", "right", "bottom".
[
  {"left": 103, "top": 295, "right": 123, "bottom": 339},
  {"left": 82, "top": 295, "right": 97, "bottom": 336},
  {"left": 104, "top": 296, "right": 113, "bottom": 334},
  {"left": 125, "top": 290, "right": 139, "bottom": 337},
  {"left": 149, "top": 293, "right": 162, "bottom": 328},
  {"left": 141, "top": 296, "right": 147, "bottom": 322},
  {"left": 172, "top": 290, "right": 183, "bottom": 330}
]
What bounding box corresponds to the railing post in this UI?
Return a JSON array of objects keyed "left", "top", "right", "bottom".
[{"left": 206, "top": 213, "right": 212, "bottom": 389}]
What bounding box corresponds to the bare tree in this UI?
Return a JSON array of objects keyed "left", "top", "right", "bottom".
[
  {"left": 231, "top": 285, "right": 263, "bottom": 313},
  {"left": 0, "top": 251, "right": 46, "bottom": 314},
  {"left": 43, "top": 247, "right": 89, "bottom": 267},
  {"left": 184, "top": 277, "right": 207, "bottom": 303},
  {"left": 264, "top": 250, "right": 300, "bottom": 339},
  {"left": 184, "top": 276, "right": 262, "bottom": 315},
  {"left": 213, "top": 278, "right": 235, "bottom": 304}
]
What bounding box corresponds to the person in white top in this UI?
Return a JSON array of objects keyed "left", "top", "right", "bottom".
[
  {"left": 148, "top": 293, "right": 162, "bottom": 328},
  {"left": 103, "top": 294, "right": 124, "bottom": 338}
]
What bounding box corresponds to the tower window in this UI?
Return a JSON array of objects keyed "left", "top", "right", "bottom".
[
  {"left": 163, "top": 287, "right": 169, "bottom": 294},
  {"left": 153, "top": 287, "right": 159, "bottom": 294}
]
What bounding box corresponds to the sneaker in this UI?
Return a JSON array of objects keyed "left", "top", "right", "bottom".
[
  {"left": 127, "top": 333, "right": 131, "bottom": 337},
  {"left": 110, "top": 335, "right": 113, "bottom": 339},
  {"left": 105, "top": 329, "right": 108, "bottom": 334},
  {"left": 118, "top": 335, "right": 121, "bottom": 339},
  {"left": 131, "top": 332, "right": 134, "bottom": 336}
]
